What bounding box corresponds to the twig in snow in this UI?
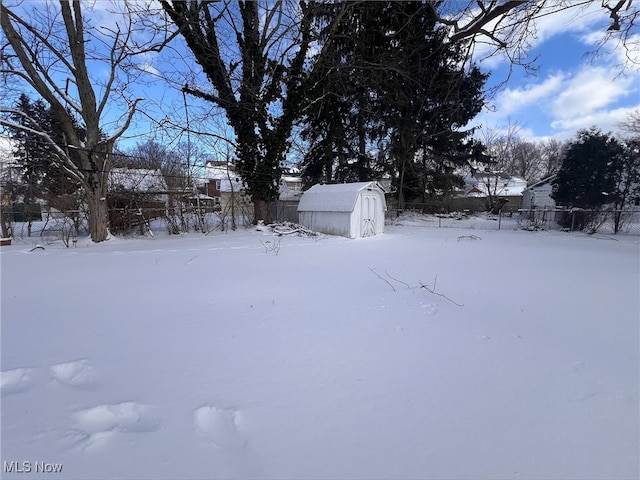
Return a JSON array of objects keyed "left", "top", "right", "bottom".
[
  {"left": 419, "top": 278, "right": 464, "bottom": 307},
  {"left": 458, "top": 235, "right": 482, "bottom": 241},
  {"left": 385, "top": 270, "right": 411, "bottom": 290},
  {"left": 185, "top": 255, "right": 200, "bottom": 265},
  {"left": 29, "top": 245, "right": 45, "bottom": 252},
  {"left": 369, "top": 267, "right": 395, "bottom": 291},
  {"left": 260, "top": 238, "right": 281, "bottom": 255}
]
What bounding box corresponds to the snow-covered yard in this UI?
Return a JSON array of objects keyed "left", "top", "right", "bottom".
[{"left": 1, "top": 217, "right": 638, "bottom": 479}]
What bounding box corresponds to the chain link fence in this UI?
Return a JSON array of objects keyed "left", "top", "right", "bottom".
[
  {"left": 4, "top": 199, "right": 640, "bottom": 247},
  {"left": 386, "top": 205, "right": 640, "bottom": 236},
  {"left": 517, "top": 207, "right": 640, "bottom": 235}
]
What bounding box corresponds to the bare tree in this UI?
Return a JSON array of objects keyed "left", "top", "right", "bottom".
[
  {"left": 430, "top": 1, "right": 640, "bottom": 74},
  {"left": 0, "top": 0, "right": 171, "bottom": 242},
  {"left": 477, "top": 122, "right": 521, "bottom": 171},
  {"left": 510, "top": 140, "right": 543, "bottom": 182},
  {"left": 160, "top": 1, "right": 351, "bottom": 224},
  {"left": 538, "top": 137, "right": 567, "bottom": 178},
  {"left": 619, "top": 109, "right": 640, "bottom": 136}
]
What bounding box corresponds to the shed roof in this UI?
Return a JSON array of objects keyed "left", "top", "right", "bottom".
[
  {"left": 524, "top": 174, "right": 557, "bottom": 191},
  {"left": 298, "top": 182, "right": 384, "bottom": 212}
]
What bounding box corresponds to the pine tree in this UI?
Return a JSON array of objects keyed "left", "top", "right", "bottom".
[
  {"left": 552, "top": 128, "right": 624, "bottom": 209},
  {"left": 300, "top": 1, "right": 488, "bottom": 207},
  {"left": 6, "top": 94, "right": 83, "bottom": 211}
]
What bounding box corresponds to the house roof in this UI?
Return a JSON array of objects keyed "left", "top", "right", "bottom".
[
  {"left": 464, "top": 173, "right": 527, "bottom": 197},
  {"left": 525, "top": 174, "right": 557, "bottom": 190},
  {"left": 298, "top": 181, "right": 385, "bottom": 212},
  {"left": 109, "top": 168, "right": 167, "bottom": 192},
  {"left": 202, "top": 163, "right": 246, "bottom": 192}
]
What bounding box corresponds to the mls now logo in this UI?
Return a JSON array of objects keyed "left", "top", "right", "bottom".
[{"left": 4, "top": 460, "right": 63, "bottom": 473}]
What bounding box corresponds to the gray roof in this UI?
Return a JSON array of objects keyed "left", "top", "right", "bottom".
[
  {"left": 298, "top": 182, "right": 385, "bottom": 212},
  {"left": 525, "top": 174, "right": 557, "bottom": 190}
]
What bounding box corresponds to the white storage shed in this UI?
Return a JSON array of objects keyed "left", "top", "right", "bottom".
[
  {"left": 522, "top": 175, "right": 557, "bottom": 210},
  {"left": 297, "top": 182, "right": 387, "bottom": 238}
]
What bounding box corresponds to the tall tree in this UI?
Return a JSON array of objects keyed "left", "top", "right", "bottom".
[
  {"left": 619, "top": 109, "right": 640, "bottom": 136},
  {"left": 161, "top": 1, "right": 333, "bottom": 223},
  {"left": 0, "top": 0, "right": 168, "bottom": 241},
  {"left": 539, "top": 138, "right": 567, "bottom": 179},
  {"left": 6, "top": 95, "right": 84, "bottom": 217},
  {"left": 552, "top": 127, "right": 624, "bottom": 209},
  {"left": 611, "top": 138, "right": 640, "bottom": 232},
  {"left": 301, "top": 2, "right": 488, "bottom": 207},
  {"left": 300, "top": 2, "right": 388, "bottom": 187}
]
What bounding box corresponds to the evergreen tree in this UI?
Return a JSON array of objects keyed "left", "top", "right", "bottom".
[
  {"left": 552, "top": 128, "right": 624, "bottom": 209},
  {"left": 300, "top": 2, "right": 388, "bottom": 187},
  {"left": 6, "top": 94, "right": 83, "bottom": 208},
  {"left": 300, "top": 1, "right": 488, "bottom": 207},
  {"left": 611, "top": 138, "right": 640, "bottom": 232}
]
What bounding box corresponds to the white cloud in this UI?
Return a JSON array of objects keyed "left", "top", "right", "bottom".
[
  {"left": 579, "top": 29, "right": 640, "bottom": 68},
  {"left": 550, "top": 104, "right": 640, "bottom": 134},
  {"left": 551, "top": 66, "right": 636, "bottom": 119},
  {"left": 494, "top": 73, "right": 565, "bottom": 117},
  {"left": 473, "top": 2, "right": 606, "bottom": 68},
  {"left": 532, "top": 2, "right": 605, "bottom": 44},
  {"left": 480, "top": 43, "right": 640, "bottom": 140},
  {"left": 139, "top": 63, "right": 161, "bottom": 77}
]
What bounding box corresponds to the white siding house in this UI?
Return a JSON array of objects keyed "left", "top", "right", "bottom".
[
  {"left": 522, "top": 175, "right": 557, "bottom": 210},
  {"left": 464, "top": 172, "right": 527, "bottom": 198},
  {"left": 297, "top": 182, "right": 387, "bottom": 238}
]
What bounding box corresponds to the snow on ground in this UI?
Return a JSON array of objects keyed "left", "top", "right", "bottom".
[{"left": 1, "top": 215, "right": 639, "bottom": 479}]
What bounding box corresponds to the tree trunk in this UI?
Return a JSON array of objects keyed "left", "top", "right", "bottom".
[
  {"left": 0, "top": 206, "right": 10, "bottom": 238},
  {"left": 253, "top": 198, "right": 272, "bottom": 224},
  {"left": 86, "top": 189, "right": 109, "bottom": 242},
  {"left": 397, "top": 158, "right": 406, "bottom": 211}
]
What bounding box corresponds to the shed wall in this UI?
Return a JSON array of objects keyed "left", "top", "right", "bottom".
[
  {"left": 523, "top": 183, "right": 555, "bottom": 209},
  {"left": 299, "top": 211, "right": 354, "bottom": 237}
]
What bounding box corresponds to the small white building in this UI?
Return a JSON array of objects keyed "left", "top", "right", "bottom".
[
  {"left": 522, "top": 175, "right": 557, "bottom": 210},
  {"left": 279, "top": 175, "right": 303, "bottom": 200},
  {"left": 464, "top": 172, "right": 527, "bottom": 198},
  {"left": 297, "top": 181, "right": 387, "bottom": 238}
]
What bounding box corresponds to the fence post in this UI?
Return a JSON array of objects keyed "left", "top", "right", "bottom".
[{"left": 498, "top": 210, "right": 502, "bottom": 230}]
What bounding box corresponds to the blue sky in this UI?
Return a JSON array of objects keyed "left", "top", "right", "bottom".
[
  {"left": 127, "top": 2, "right": 639, "bottom": 152},
  {"left": 2, "top": 1, "right": 638, "bottom": 155},
  {"left": 471, "top": 4, "right": 640, "bottom": 141}
]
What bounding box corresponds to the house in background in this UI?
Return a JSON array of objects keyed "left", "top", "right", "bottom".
[
  {"left": 271, "top": 170, "right": 303, "bottom": 224},
  {"left": 463, "top": 171, "right": 528, "bottom": 198},
  {"left": 108, "top": 167, "right": 168, "bottom": 233},
  {"left": 201, "top": 161, "right": 252, "bottom": 216},
  {"left": 449, "top": 171, "right": 527, "bottom": 212},
  {"left": 109, "top": 167, "right": 168, "bottom": 195},
  {"left": 279, "top": 172, "right": 303, "bottom": 200},
  {"left": 297, "top": 181, "right": 387, "bottom": 238},
  {"left": 521, "top": 175, "right": 557, "bottom": 210}
]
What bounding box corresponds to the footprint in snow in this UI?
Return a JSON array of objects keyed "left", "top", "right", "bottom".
[
  {"left": 50, "top": 359, "right": 96, "bottom": 388},
  {"left": 193, "top": 405, "right": 246, "bottom": 449},
  {"left": 421, "top": 303, "right": 439, "bottom": 316},
  {"left": 1, "top": 367, "right": 33, "bottom": 395},
  {"left": 67, "top": 402, "right": 160, "bottom": 451}
]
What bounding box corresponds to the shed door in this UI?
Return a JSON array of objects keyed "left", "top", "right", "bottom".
[{"left": 361, "top": 194, "right": 378, "bottom": 237}]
